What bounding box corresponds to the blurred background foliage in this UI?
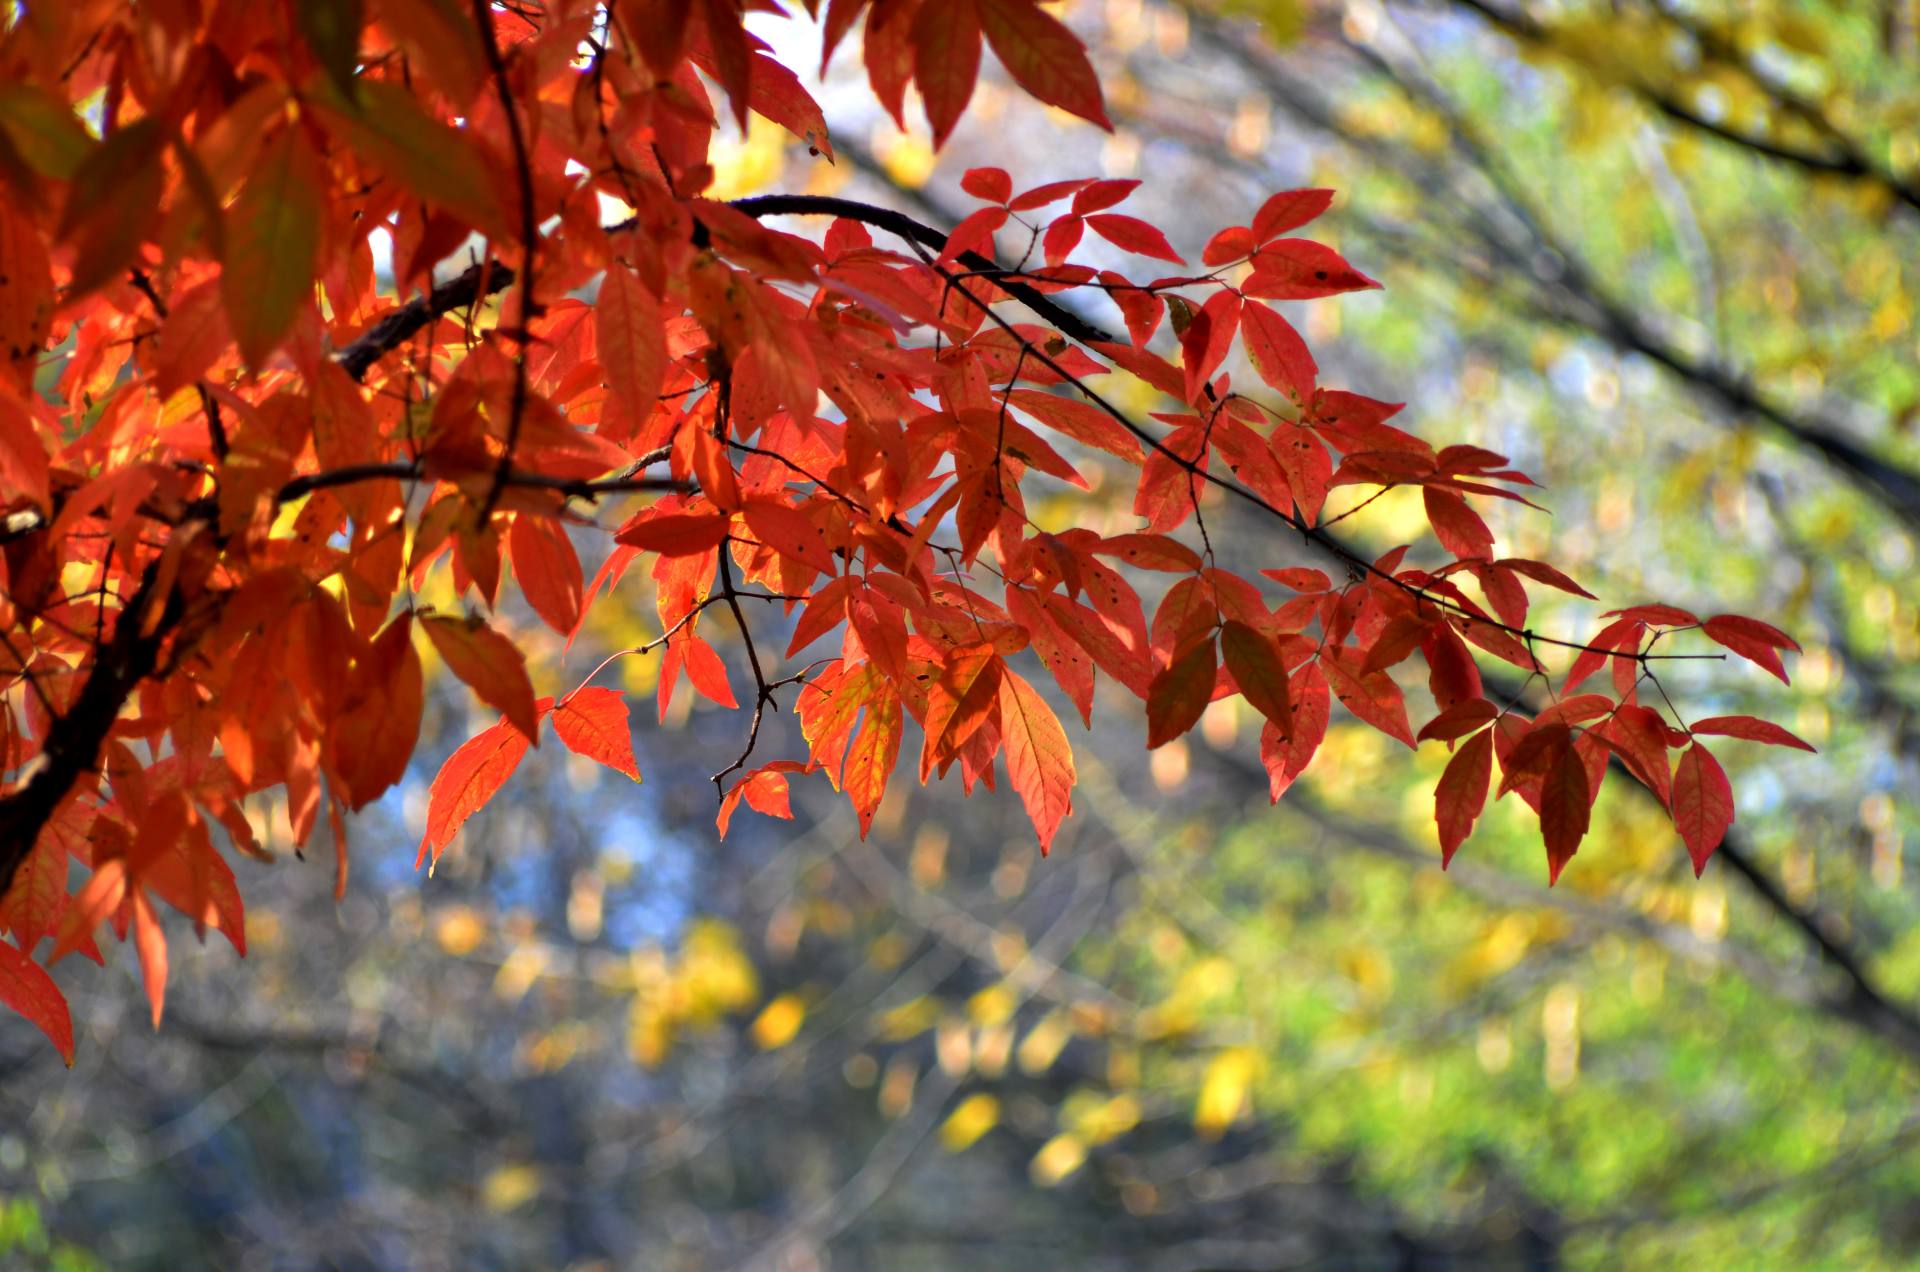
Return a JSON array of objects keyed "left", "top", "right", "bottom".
[{"left": 5, "top": 1, "right": 1920, "bottom": 1267}]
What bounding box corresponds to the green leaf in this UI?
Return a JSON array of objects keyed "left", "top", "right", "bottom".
[{"left": 223, "top": 128, "right": 323, "bottom": 368}]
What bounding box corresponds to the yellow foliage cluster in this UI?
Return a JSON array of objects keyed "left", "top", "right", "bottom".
[{"left": 627, "top": 919, "right": 761, "bottom": 1068}]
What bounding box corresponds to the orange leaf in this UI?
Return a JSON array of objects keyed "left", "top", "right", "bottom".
[
  {"left": 845, "top": 684, "right": 903, "bottom": 837},
  {"left": 131, "top": 889, "right": 169, "bottom": 1030},
  {"left": 418, "top": 718, "right": 533, "bottom": 866},
  {"left": 683, "top": 633, "right": 738, "bottom": 708},
  {"left": 616, "top": 510, "right": 733, "bottom": 556},
  {"left": 717, "top": 763, "right": 800, "bottom": 836},
  {"left": 510, "top": 513, "right": 585, "bottom": 636},
  {"left": 999, "top": 668, "right": 1075, "bottom": 853},
  {"left": 552, "top": 686, "right": 642, "bottom": 781},
  {"left": 422, "top": 614, "right": 540, "bottom": 741}
]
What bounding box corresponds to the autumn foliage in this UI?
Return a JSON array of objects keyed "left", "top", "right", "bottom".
[{"left": 0, "top": 0, "right": 1808, "bottom": 1065}]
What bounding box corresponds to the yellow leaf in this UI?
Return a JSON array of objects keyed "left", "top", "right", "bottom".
[
  {"left": 1017, "top": 1010, "right": 1073, "bottom": 1075},
  {"left": 482, "top": 1164, "right": 541, "bottom": 1213},
  {"left": 751, "top": 993, "right": 807, "bottom": 1050},
  {"left": 939, "top": 1093, "right": 1000, "bottom": 1152},
  {"left": 1194, "top": 1046, "right": 1258, "bottom": 1139},
  {"left": 1029, "top": 1132, "right": 1087, "bottom": 1186},
  {"left": 433, "top": 904, "right": 486, "bottom": 956}
]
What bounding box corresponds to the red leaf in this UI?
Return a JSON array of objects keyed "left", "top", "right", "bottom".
[
  {"left": 743, "top": 497, "right": 838, "bottom": 575},
  {"left": 615, "top": 510, "right": 733, "bottom": 556},
  {"left": 701, "top": 0, "right": 754, "bottom": 127},
  {"left": 1090, "top": 533, "right": 1203, "bottom": 573},
  {"left": 1202, "top": 226, "right": 1256, "bottom": 266},
  {"left": 1072, "top": 179, "right": 1139, "bottom": 214},
  {"left": 553, "top": 686, "right": 643, "bottom": 781},
  {"left": 1434, "top": 728, "right": 1493, "bottom": 867},
  {"left": 1564, "top": 617, "right": 1643, "bottom": 695},
  {"left": 941, "top": 205, "right": 1009, "bottom": 261},
  {"left": 0, "top": 939, "right": 73, "bottom": 1064},
  {"left": 1690, "top": 715, "right": 1815, "bottom": 752},
  {"left": 683, "top": 634, "right": 738, "bottom": 708},
  {"left": 0, "top": 391, "right": 49, "bottom": 515},
  {"left": 152, "top": 277, "right": 229, "bottom": 401},
  {"left": 0, "top": 203, "right": 52, "bottom": 394},
  {"left": 1220, "top": 620, "right": 1292, "bottom": 732},
  {"left": 1603, "top": 603, "right": 1698, "bottom": 626},
  {"left": 1239, "top": 299, "right": 1316, "bottom": 402},
  {"left": 1321, "top": 648, "right": 1414, "bottom": 747},
  {"left": 422, "top": 614, "right": 540, "bottom": 742},
  {"left": 1252, "top": 188, "right": 1334, "bottom": 241},
  {"left": 962, "top": 166, "right": 1012, "bottom": 202},
  {"left": 1672, "top": 742, "right": 1734, "bottom": 874},
  {"left": 976, "top": 0, "right": 1111, "bottom": 129},
  {"left": 1260, "top": 660, "right": 1330, "bottom": 801},
  {"left": 510, "top": 513, "right": 585, "bottom": 636},
  {"left": 1194, "top": 290, "right": 1242, "bottom": 404},
  {"left": 1085, "top": 213, "right": 1184, "bottom": 263},
  {"left": 1540, "top": 745, "right": 1591, "bottom": 884},
  {"left": 1244, "top": 238, "right": 1381, "bottom": 300},
  {"left": 1500, "top": 557, "right": 1596, "bottom": 599},
  {"left": 1000, "top": 669, "right": 1076, "bottom": 853},
  {"left": 914, "top": 0, "right": 982, "bottom": 147},
  {"left": 1042, "top": 213, "right": 1084, "bottom": 265},
  {"left": 1271, "top": 425, "right": 1331, "bottom": 523},
  {"left": 1531, "top": 693, "right": 1616, "bottom": 728},
  {"left": 1702, "top": 615, "right": 1800, "bottom": 684},
  {"left": 1008, "top": 177, "right": 1095, "bottom": 213},
  {"left": 1261, "top": 567, "right": 1331, "bottom": 593},
  {"left": 1418, "top": 699, "right": 1498, "bottom": 743},
  {"left": 1146, "top": 635, "right": 1216, "bottom": 748},
  {"left": 417, "top": 719, "right": 532, "bottom": 866},
  {"left": 1597, "top": 703, "right": 1676, "bottom": 808},
  {"left": 787, "top": 575, "right": 855, "bottom": 656},
  {"left": 598, "top": 262, "right": 668, "bottom": 413},
  {"left": 1009, "top": 388, "right": 1143, "bottom": 462},
  {"left": 1424, "top": 487, "right": 1494, "bottom": 559}
]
